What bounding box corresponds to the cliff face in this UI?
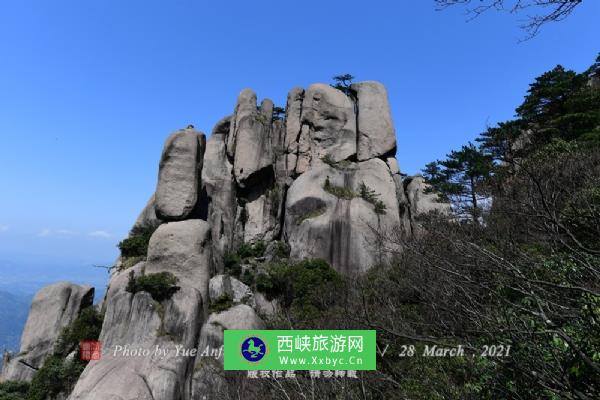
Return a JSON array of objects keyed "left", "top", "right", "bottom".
[
  {"left": 1, "top": 81, "right": 448, "bottom": 399},
  {"left": 130, "top": 81, "right": 445, "bottom": 276}
]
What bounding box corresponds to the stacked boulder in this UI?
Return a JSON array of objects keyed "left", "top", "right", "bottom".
[{"left": 2, "top": 81, "right": 450, "bottom": 400}]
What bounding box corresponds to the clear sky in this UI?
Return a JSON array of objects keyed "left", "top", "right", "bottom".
[{"left": 0, "top": 0, "right": 598, "bottom": 294}]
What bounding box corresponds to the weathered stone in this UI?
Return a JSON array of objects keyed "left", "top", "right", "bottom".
[
  {"left": 233, "top": 114, "right": 274, "bottom": 186},
  {"left": 243, "top": 185, "right": 282, "bottom": 243},
  {"left": 130, "top": 193, "right": 161, "bottom": 235},
  {"left": 1, "top": 282, "right": 93, "bottom": 382},
  {"left": 285, "top": 87, "right": 304, "bottom": 152},
  {"left": 285, "top": 158, "right": 401, "bottom": 274},
  {"left": 351, "top": 81, "right": 396, "bottom": 160},
  {"left": 295, "top": 124, "right": 312, "bottom": 174},
  {"left": 272, "top": 120, "right": 289, "bottom": 183},
  {"left": 227, "top": 89, "right": 257, "bottom": 158},
  {"left": 103, "top": 261, "right": 147, "bottom": 308},
  {"left": 386, "top": 157, "right": 401, "bottom": 175},
  {"left": 196, "top": 305, "right": 263, "bottom": 366},
  {"left": 202, "top": 118, "right": 237, "bottom": 273},
  {"left": 69, "top": 287, "right": 203, "bottom": 400},
  {"left": 209, "top": 274, "right": 254, "bottom": 305},
  {"left": 405, "top": 176, "right": 451, "bottom": 216},
  {"left": 145, "top": 219, "right": 212, "bottom": 314},
  {"left": 254, "top": 292, "right": 279, "bottom": 317},
  {"left": 191, "top": 305, "right": 263, "bottom": 399},
  {"left": 155, "top": 128, "right": 206, "bottom": 220},
  {"left": 301, "top": 84, "right": 356, "bottom": 163}
]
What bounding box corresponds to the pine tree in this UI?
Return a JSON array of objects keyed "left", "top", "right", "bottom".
[{"left": 423, "top": 143, "right": 494, "bottom": 222}]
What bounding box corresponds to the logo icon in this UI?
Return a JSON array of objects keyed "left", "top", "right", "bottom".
[
  {"left": 80, "top": 340, "right": 102, "bottom": 361},
  {"left": 241, "top": 337, "right": 266, "bottom": 362}
]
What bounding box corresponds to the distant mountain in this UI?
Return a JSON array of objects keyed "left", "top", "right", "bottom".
[{"left": 0, "top": 290, "right": 31, "bottom": 352}]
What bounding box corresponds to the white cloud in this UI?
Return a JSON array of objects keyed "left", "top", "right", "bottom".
[
  {"left": 0, "top": 225, "right": 8, "bottom": 233},
  {"left": 56, "top": 229, "right": 79, "bottom": 236},
  {"left": 38, "top": 228, "right": 80, "bottom": 237},
  {"left": 38, "top": 228, "right": 51, "bottom": 237},
  {"left": 88, "top": 230, "right": 111, "bottom": 238}
]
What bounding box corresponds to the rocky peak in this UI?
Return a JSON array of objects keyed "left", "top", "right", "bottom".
[{"left": 2, "top": 81, "right": 449, "bottom": 400}]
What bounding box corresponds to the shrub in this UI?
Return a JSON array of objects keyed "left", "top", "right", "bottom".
[
  {"left": 295, "top": 207, "right": 326, "bottom": 225},
  {"left": 260, "top": 259, "right": 342, "bottom": 311},
  {"left": 117, "top": 225, "right": 157, "bottom": 258},
  {"left": 321, "top": 154, "right": 336, "bottom": 167},
  {"left": 359, "top": 181, "right": 387, "bottom": 215},
  {"left": 373, "top": 200, "right": 387, "bottom": 215},
  {"left": 0, "top": 381, "right": 30, "bottom": 400},
  {"left": 323, "top": 177, "right": 356, "bottom": 199},
  {"left": 208, "top": 294, "right": 234, "bottom": 314},
  {"left": 223, "top": 252, "right": 242, "bottom": 277},
  {"left": 126, "top": 271, "right": 180, "bottom": 302},
  {"left": 27, "top": 356, "right": 85, "bottom": 400},
  {"left": 240, "top": 268, "right": 255, "bottom": 286},
  {"left": 54, "top": 307, "right": 104, "bottom": 357},
  {"left": 270, "top": 241, "right": 291, "bottom": 259},
  {"left": 237, "top": 241, "right": 266, "bottom": 259}
]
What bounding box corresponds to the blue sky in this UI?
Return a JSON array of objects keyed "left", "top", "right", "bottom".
[{"left": 0, "top": 0, "right": 598, "bottom": 294}]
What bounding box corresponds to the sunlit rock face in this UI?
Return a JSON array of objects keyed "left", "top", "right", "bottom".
[
  {"left": 1, "top": 282, "right": 94, "bottom": 383},
  {"left": 3, "top": 81, "right": 451, "bottom": 400}
]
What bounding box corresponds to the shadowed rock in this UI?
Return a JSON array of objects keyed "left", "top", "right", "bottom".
[{"left": 202, "top": 117, "right": 237, "bottom": 273}]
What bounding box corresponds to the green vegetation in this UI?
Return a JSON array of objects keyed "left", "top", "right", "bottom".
[
  {"left": 322, "top": 178, "right": 386, "bottom": 214},
  {"left": 331, "top": 73, "right": 354, "bottom": 95},
  {"left": 257, "top": 259, "right": 342, "bottom": 322},
  {"left": 54, "top": 307, "right": 104, "bottom": 357},
  {"left": 236, "top": 54, "right": 600, "bottom": 400},
  {"left": 295, "top": 207, "right": 326, "bottom": 225},
  {"left": 253, "top": 113, "right": 269, "bottom": 126},
  {"left": 321, "top": 154, "right": 352, "bottom": 170},
  {"left": 270, "top": 240, "right": 291, "bottom": 259},
  {"left": 272, "top": 106, "right": 285, "bottom": 121},
  {"left": 358, "top": 182, "right": 387, "bottom": 215},
  {"left": 223, "top": 241, "right": 268, "bottom": 278},
  {"left": 208, "top": 294, "right": 234, "bottom": 314},
  {"left": 323, "top": 176, "right": 356, "bottom": 199},
  {"left": 120, "top": 255, "right": 145, "bottom": 270},
  {"left": 12, "top": 306, "right": 105, "bottom": 400},
  {"left": 0, "top": 381, "right": 30, "bottom": 400},
  {"left": 223, "top": 252, "right": 242, "bottom": 277},
  {"left": 424, "top": 55, "right": 600, "bottom": 222},
  {"left": 126, "top": 271, "right": 180, "bottom": 302},
  {"left": 117, "top": 224, "right": 158, "bottom": 270},
  {"left": 237, "top": 240, "right": 266, "bottom": 259},
  {"left": 27, "top": 356, "right": 86, "bottom": 400}
]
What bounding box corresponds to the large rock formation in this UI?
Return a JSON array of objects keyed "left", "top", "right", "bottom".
[
  {"left": 284, "top": 158, "right": 401, "bottom": 274},
  {"left": 351, "top": 81, "right": 396, "bottom": 160},
  {"left": 155, "top": 128, "right": 206, "bottom": 221},
  {"left": 2, "top": 81, "right": 450, "bottom": 400},
  {"left": 0, "top": 282, "right": 94, "bottom": 382}
]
